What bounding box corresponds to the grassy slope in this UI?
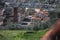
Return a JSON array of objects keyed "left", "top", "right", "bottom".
[{"left": 0, "top": 30, "right": 47, "bottom": 40}]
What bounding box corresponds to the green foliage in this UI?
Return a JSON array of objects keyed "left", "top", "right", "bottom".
[{"left": 0, "top": 30, "right": 47, "bottom": 40}]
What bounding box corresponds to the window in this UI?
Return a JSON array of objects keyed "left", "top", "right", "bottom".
[
  {"left": 22, "top": 18, "right": 31, "bottom": 22},
  {"left": 21, "top": 23, "right": 28, "bottom": 25}
]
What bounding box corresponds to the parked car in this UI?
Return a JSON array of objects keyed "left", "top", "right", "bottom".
[{"left": 20, "top": 16, "right": 34, "bottom": 30}]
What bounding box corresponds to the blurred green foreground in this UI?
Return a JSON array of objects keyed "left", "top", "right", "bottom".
[{"left": 0, "top": 30, "right": 47, "bottom": 40}]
